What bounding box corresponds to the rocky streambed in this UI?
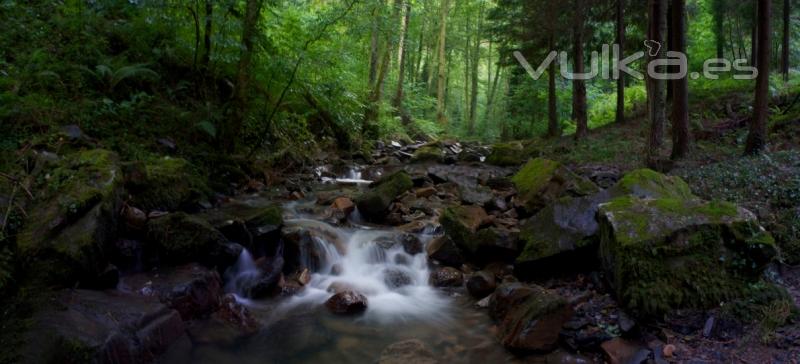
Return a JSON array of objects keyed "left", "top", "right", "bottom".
[{"left": 5, "top": 139, "right": 800, "bottom": 363}]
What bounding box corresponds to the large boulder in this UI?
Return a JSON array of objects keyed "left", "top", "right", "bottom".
[
  {"left": 489, "top": 283, "right": 573, "bottom": 353},
  {"left": 200, "top": 200, "right": 283, "bottom": 253},
  {"left": 516, "top": 169, "right": 701, "bottom": 268},
  {"left": 22, "top": 289, "right": 186, "bottom": 364},
  {"left": 511, "top": 158, "right": 599, "bottom": 215},
  {"left": 122, "top": 264, "right": 223, "bottom": 321},
  {"left": 325, "top": 291, "right": 368, "bottom": 315},
  {"left": 411, "top": 145, "right": 444, "bottom": 164},
  {"left": 598, "top": 196, "right": 777, "bottom": 317},
  {"left": 426, "top": 236, "right": 465, "bottom": 267},
  {"left": 355, "top": 171, "right": 414, "bottom": 222},
  {"left": 440, "top": 206, "right": 519, "bottom": 262},
  {"left": 486, "top": 142, "right": 525, "bottom": 166},
  {"left": 146, "top": 212, "right": 231, "bottom": 266},
  {"left": 17, "top": 149, "right": 123, "bottom": 287},
  {"left": 126, "top": 157, "right": 211, "bottom": 212}
]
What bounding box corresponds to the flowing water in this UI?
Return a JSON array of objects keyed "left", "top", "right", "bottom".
[{"left": 161, "top": 178, "right": 512, "bottom": 363}]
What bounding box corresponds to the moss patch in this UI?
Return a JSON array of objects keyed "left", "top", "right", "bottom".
[
  {"left": 486, "top": 142, "right": 526, "bottom": 166},
  {"left": 611, "top": 169, "right": 696, "bottom": 200},
  {"left": 128, "top": 157, "right": 211, "bottom": 211},
  {"left": 410, "top": 146, "right": 444, "bottom": 163},
  {"left": 355, "top": 171, "right": 414, "bottom": 222},
  {"left": 512, "top": 158, "right": 598, "bottom": 214},
  {"left": 146, "top": 212, "right": 228, "bottom": 265}
]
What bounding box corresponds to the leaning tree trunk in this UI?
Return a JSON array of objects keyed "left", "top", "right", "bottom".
[
  {"left": 616, "top": 0, "right": 626, "bottom": 124},
  {"left": 573, "top": 0, "right": 588, "bottom": 140},
  {"left": 671, "top": 0, "right": 690, "bottom": 160},
  {"left": 436, "top": 0, "right": 450, "bottom": 125},
  {"left": 746, "top": 0, "right": 772, "bottom": 155},
  {"left": 646, "top": 0, "right": 668, "bottom": 161}
]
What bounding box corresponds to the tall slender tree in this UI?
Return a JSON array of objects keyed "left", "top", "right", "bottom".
[
  {"left": 782, "top": 0, "right": 791, "bottom": 81},
  {"left": 671, "top": 0, "right": 690, "bottom": 160},
  {"left": 646, "top": 0, "right": 668, "bottom": 161},
  {"left": 436, "top": 0, "right": 451, "bottom": 125},
  {"left": 393, "top": 0, "right": 411, "bottom": 116},
  {"left": 712, "top": 0, "right": 726, "bottom": 59},
  {"left": 573, "top": 0, "right": 588, "bottom": 140},
  {"left": 228, "top": 0, "right": 264, "bottom": 152},
  {"left": 746, "top": 0, "right": 772, "bottom": 155},
  {"left": 616, "top": 0, "right": 626, "bottom": 124}
]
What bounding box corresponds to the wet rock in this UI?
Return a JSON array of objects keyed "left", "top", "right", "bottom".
[
  {"left": 248, "top": 255, "right": 285, "bottom": 298},
  {"left": 600, "top": 338, "right": 650, "bottom": 364},
  {"left": 415, "top": 187, "right": 438, "bottom": 198},
  {"left": 160, "top": 266, "right": 223, "bottom": 320},
  {"left": 384, "top": 268, "right": 414, "bottom": 288},
  {"left": 282, "top": 225, "right": 344, "bottom": 273},
  {"left": 426, "top": 236, "right": 465, "bottom": 268},
  {"left": 511, "top": 158, "right": 599, "bottom": 215},
  {"left": 429, "top": 267, "right": 463, "bottom": 287},
  {"left": 398, "top": 233, "right": 423, "bottom": 255},
  {"left": 146, "top": 212, "right": 230, "bottom": 266},
  {"left": 355, "top": 171, "right": 414, "bottom": 222},
  {"left": 439, "top": 205, "right": 490, "bottom": 253},
  {"left": 599, "top": 195, "right": 777, "bottom": 317},
  {"left": 489, "top": 283, "right": 573, "bottom": 353},
  {"left": 516, "top": 191, "right": 609, "bottom": 266},
  {"left": 459, "top": 184, "right": 494, "bottom": 206},
  {"left": 607, "top": 168, "right": 695, "bottom": 200},
  {"left": 17, "top": 149, "right": 123, "bottom": 288},
  {"left": 544, "top": 351, "right": 594, "bottom": 364},
  {"left": 22, "top": 289, "right": 186, "bottom": 363},
  {"left": 123, "top": 204, "right": 147, "bottom": 229},
  {"left": 188, "top": 294, "right": 259, "bottom": 345},
  {"left": 331, "top": 197, "right": 355, "bottom": 215},
  {"left": 325, "top": 291, "right": 368, "bottom": 315},
  {"left": 466, "top": 271, "right": 496, "bottom": 299},
  {"left": 379, "top": 339, "right": 439, "bottom": 364}
]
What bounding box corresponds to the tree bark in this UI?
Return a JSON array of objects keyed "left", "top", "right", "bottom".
[
  {"left": 393, "top": 0, "right": 411, "bottom": 116},
  {"left": 671, "top": 0, "right": 690, "bottom": 160},
  {"left": 368, "top": 1, "right": 384, "bottom": 88},
  {"left": 783, "top": 0, "right": 790, "bottom": 81},
  {"left": 573, "top": 0, "right": 588, "bottom": 140},
  {"left": 468, "top": 0, "right": 486, "bottom": 136},
  {"left": 712, "top": 0, "right": 725, "bottom": 59},
  {"left": 547, "top": 33, "right": 560, "bottom": 138},
  {"left": 616, "top": 0, "right": 626, "bottom": 124},
  {"left": 751, "top": 1, "right": 759, "bottom": 69},
  {"left": 746, "top": 0, "right": 772, "bottom": 155},
  {"left": 229, "top": 0, "right": 263, "bottom": 152},
  {"left": 646, "top": 0, "right": 668, "bottom": 160},
  {"left": 436, "top": 0, "right": 450, "bottom": 125},
  {"left": 201, "top": 0, "right": 213, "bottom": 72},
  {"left": 364, "top": 0, "right": 398, "bottom": 139}
]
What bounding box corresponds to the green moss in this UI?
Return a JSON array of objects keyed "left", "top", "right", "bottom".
[
  {"left": 599, "top": 195, "right": 779, "bottom": 317},
  {"left": 355, "top": 171, "right": 414, "bottom": 221},
  {"left": 410, "top": 146, "right": 444, "bottom": 163},
  {"left": 486, "top": 142, "right": 526, "bottom": 166},
  {"left": 146, "top": 212, "right": 228, "bottom": 264},
  {"left": 612, "top": 169, "right": 695, "bottom": 200},
  {"left": 129, "top": 157, "right": 211, "bottom": 211}
]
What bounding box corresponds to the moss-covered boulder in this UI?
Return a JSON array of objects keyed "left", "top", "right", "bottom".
[
  {"left": 598, "top": 196, "right": 777, "bottom": 317},
  {"left": 355, "top": 171, "right": 414, "bottom": 222},
  {"left": 489, "top": 283, "right": 573, "bottom": 353},
  {"left": 127, "top": 157, "right": 211, "bottom": 211},
  {"left": 608, "top": 168, "right": 695, "bottom": 200},
  {"left": 516, "top": 192, "right": 609, "bottom": 266},
  {"left": 410, "top": 146, "right": 444, "bottom": 163},
  {"left": 512, "top": 158, "right": 599, "bottom": 215},
  {"left": 200, "top": 201, "right": 283, "bottom": 251},
  {"left": 17, "top": 149, "right": 123, "bottom": 286},
  {"left": 146, "top": 212, "right": 230, "bottom": 266},
  {"left": 440, "top": 206, "right": 519, "bottom": 263},
  {"left": 486, "top": 142, "right": 526, "bottom": 166}
]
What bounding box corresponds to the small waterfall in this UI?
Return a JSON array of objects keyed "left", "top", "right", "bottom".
[{"left": 224, "top": 249, "right": 261, "bottom": 297}]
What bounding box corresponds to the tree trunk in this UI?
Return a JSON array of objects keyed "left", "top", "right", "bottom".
[
  {"left": 547, "top": 33, "right": 560, "bottom": 138},
  {"left": 746, "top": 0, "right": 772, "bottom": 155},
  {"left": 393, "top": 0, "right": 411, "bottom": 116},
  {"left": 201, "top": 0, "right": 213, "bottom": 72},
  {"left": 364, "top": 0, "right": 398, "bottom": 139},
  {"left": 751, "top": 1, "right": 759, "bottom": 69},
  {"left": 646, "top": 0, "right": 668, "bottom": 160},
  {"left": 484, "top": 64, "right": 502, "bottom": 127},
  {"left": 368, "top": 1, "right": 384, "bottom": 88},
  {"left": 229, "top": 0, "right": 263, "bottom": 152},
  {"left": 712, "top": 0, "right": 725, "bottom": 59},
  {"left": 783, "top": 0, "right": 790, "bottom": 81},
  {"left": 436, "top": 0, "right": 450, "bottom": 125},
  {"left": 671, "top": 0, "right": 690, "bottom": 160},
  {"left": 616, "top": 0, "right": 626, "bottom": 124},
  {"left": 573, "top": 0, "right": 588, "bottom": 140},
  {"left": 468, "top": 0, "right": 486, "bottom": 136}
]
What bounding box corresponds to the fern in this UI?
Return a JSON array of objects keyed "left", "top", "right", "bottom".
[{"left": 79, "top": 63, "right": 159, "bottom": 94}]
